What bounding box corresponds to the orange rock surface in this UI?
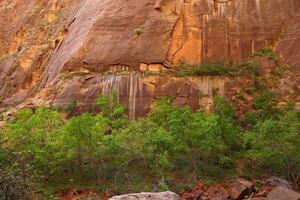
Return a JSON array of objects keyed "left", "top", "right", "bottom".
[{"left": 0, "top": 0, "right": 300, "bottom": 118}]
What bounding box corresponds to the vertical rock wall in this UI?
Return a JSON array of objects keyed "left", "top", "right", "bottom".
[
  {"left": 0, "top": 0, "right": 300, "bottom": 117},
  {"left": 166, "top": 0, "right": 300, "bottom": 65}
]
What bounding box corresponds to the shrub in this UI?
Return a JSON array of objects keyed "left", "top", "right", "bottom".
[
  {"left": 243, "top": 112, "right": 259, "bottom": 127},
  {"left": 213, "top": 96, "right": 240, "bottom": 149},
  {"left": 134, "top": 27, "right": 143, "bottom": 36},
  {"left": 252, "top": 90, "right": 279, "bottom": 120},
  {"left": 245, "top": 87, "right": 258, "bottom": 94},
  {"left": 178, "top": 61, "right": 237, "bottom": 76},
  {"left": 0, "top": 51, "right": 18, "bottom": 62},
  {"left": 3, "top": 108, "right": 65, "bottom": 174},
  {"left": 244, "top": 116, "right": 300, "bottom": 180},
  {"left": 93, "top": 92, "right": 128, "bottom": 129},
  {"left": 0, "top": 147, "right": 37, "bottom": 200},
  {"left": 0, "top": 54, "right": 11, "bottom": 62},
  {"left": 65, "top": 99, "right": 77, "bottom": 112},
  {"left": 238, "top": 61, "right": 261, "bottom": 76},
  {"left": 0, "top": 166, "right": 33, "bottom": 200},
  {"left": 60, "top": 112, "right": 109, "bottom": 182},
  {"left": 254, "top": 47, "right": 277, "bottom": 61}
]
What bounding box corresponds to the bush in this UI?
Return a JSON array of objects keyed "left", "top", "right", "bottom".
[
  {"left": 237, "top": 61, "right": 261, "bottom": 76},
  {"left": 213, "top": 96, "right": 240, "bottom": 149},
  {"left": 134, "top": 27, "right": 143, "bottom": 36},
  {"left": 245, "top": 87, "right": 258, "bottom": 94},
  {"left": 3, "top": 108, "right": 65, "bottom": 174},
  {"left": 244, "top": 115, "right": 300, "bottom": 180},
  {"left": 0, "top": 54, "right": 11, "bottom": 62},
  {"left": 0, "top": 166, "right": 33, "bottom": 200},
  {"left": 65, "top": 99, "right": 77, "bottom": 112},
  {"left": 254, "top": 47, "right": 277, "bottom": 61},
  {"left": 252, "top": 90, "right": 279, "bottom": 121},
  {"left": 178, "top": 61, "right": 237, "bottom": 76},
  {"left": 93, "top": 92, "right": 128, "bottom": 130},
  {"left": 0, "top": 148, "right": 36, "bottom": 200}
]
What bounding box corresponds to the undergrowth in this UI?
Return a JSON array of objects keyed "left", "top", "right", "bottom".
[{"left": 0, "top": 91, "right": 299, "bottom": 197}]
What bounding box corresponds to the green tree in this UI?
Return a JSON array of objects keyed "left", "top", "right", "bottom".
[
  {"left": 149, "top": 98, "right": 232, "bottom": 180},
  {"left": 178, "top": 109, "right": 227, "bottom": 180},
  {"left": 4, "top": 108, "right": 64, "bottom": 173},
  {"left": 244, "top": 110, "right": 300, "bottom": 183},
  {"left": 93, "top": 92, "right": 128, "bottom": 130},
  {"left": 149, "top": 97, "right": 175, "bottom": 129},
  {"left": 61, "top": 113, "right": 109, "bottom": 183},
  {"left": 243, "top": 90, "right": 281, "bottom": 129},
  {"left": 213, "top": 96, "right": 240, "bottom": 149},
  {"left": 116, "top": 118, "right": 173, "bottom": 179},
  {"left": 252, "top": 90, "right": 279, "bottom": 120}
]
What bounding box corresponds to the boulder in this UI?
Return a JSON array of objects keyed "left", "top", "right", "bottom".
[
  {"left": 229, "top": 178, "right": 254, "bottom": 200},
  {"left": 109, "top": 191, "right": 183, "bottom": 200},
  {"left": 267, "top": 186, "right": 300, "bottom": 200},
  {"left": 253, "top": 183, "right": 273, "bottom": 198}
]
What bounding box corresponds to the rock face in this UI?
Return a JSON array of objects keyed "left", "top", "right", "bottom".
[
  {"left": 229, "top": 178, "right": 254, "bottom": 200},
  {"left": 41, "top": 0, "right": 300, "bottom": 83},
  {"left": 109, "top": 191, "right": 183, "bottom": 200},
  {"left": 267, "top": 186, "right": 300, "bottom": 200},
  {"left": 0, "top": 0, "right": 300, "bottom": 117},
  {"left": 277, "top": 12, "right": 300, "bottom": 71},
  {"left": 52, "top": 73, "right": 229, "bottom": 119}
]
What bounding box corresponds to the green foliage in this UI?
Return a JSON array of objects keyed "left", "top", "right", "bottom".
[
  {"left": 134, "top": 27, "right": 143, "bottom": 36},
  {"left": 243, "top": 112, "right": 259, "bottom": 127},
  {"left": 0, "top": 146, "right": 48, "bottom": 199},
  {"left": 252, "top": 90, "right": 279, "bottom": 120},
  {"left": 93, "top": 92, "right": 128, "bottom": 129},
  {"left": 65, "top": 99, "right": 77, "bottom": 112},
  {"left": 245, "top": 87, "right": 258, "bottom": 94},
  {"left": 158, "top": 179, "right": 169, "bottom": 192},
  {"left": 60, "top": 113, "right": 109, "bottom": 182},
  {"left": 242, "top": 92, "right": 300, "bottom": 183},
  {"left": 0, "top": 51, "right": 18, "bottom": 62},
  {"left": 213, "top": 96, "right": 240, "bottom": 149},
  {"left": 242, "top": 90, "right": 282, "bottom": 129},
  {"left": 174, "top": 60, "right": 263, "bottom": 78},
  {"left": 253, "top": 91, "right": 275, "bottom": 110},
  {"left": 254, "top": 47, "right": 277, "bottom": 61},
  {"left": 0, "top": 165, "right": 33, "bottom": 200},
  {"left": 178, "top": 61, "right": 237, "bottom": 76},
  {"left": 1, "top": 91, "right": 300, "bottom": 195},
  {"left": 244, "top": 112, "right": 300, "bottom": 179},
  {"left": 148, "top": 97, "right": 237, "bottom": 180},
  {"left": 116, "top": 118, "right": 173, "bottom": 178},
  {"left": 3, "top": 108, "right": 64, "bottom": 172},
  {"left": 0, "top": 54, "right": 11, "bottom": 62},
  {"left": 237, "top": 61, "right": 261, "bottom": 76},
  {"left": 62, "top": 71, "right": 87, "bottom": 80}
]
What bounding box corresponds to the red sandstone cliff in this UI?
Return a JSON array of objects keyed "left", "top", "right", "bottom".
[{"left": 0, "top": 0, "right": 300, "bottom": 118}]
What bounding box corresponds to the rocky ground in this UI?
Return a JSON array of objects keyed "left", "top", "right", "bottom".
[{"left": 55, "top": 177, "right": 300, "bottom": 200}]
